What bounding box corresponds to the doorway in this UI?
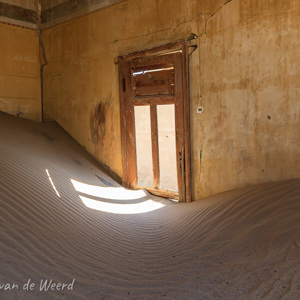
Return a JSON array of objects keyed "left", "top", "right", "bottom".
[{"left": 118, "top": 41, "right": 191, "bottom": 202}]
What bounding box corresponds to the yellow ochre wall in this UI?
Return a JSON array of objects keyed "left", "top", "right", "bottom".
[
  {"left": 0, "top": 22, "right": 41, "bottom": 121},
  {"left": 43, "top": 0, "right": 300, "bottom": 199}
]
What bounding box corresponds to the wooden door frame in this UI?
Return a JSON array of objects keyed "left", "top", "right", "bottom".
[{"left": 118, "top": 41, "right": 191, "bottom": 202}]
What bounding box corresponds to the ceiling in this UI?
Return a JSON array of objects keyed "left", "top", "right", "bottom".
[{"left": 0, "top": 0, "right": 126, "bottom": 29}]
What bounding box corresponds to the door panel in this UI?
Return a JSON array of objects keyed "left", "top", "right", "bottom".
[
  {"left": 129, "top": 53, "right": 183, "bottom": 200},
  {"left": 119, "top": 41, "right": 191, "bottom": 202}
]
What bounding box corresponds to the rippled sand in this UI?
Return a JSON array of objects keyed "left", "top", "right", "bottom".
[{"left": 0, "top": 112, "right": 299, "bottom": 299}]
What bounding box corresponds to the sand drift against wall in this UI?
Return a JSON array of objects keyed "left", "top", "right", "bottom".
[{"left": 0, "top": 113, "right": 299, "bottom": 299}]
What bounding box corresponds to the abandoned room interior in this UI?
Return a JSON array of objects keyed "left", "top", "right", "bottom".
[{"left": 0, "top": 0, "right": 299, "bottom": 299}]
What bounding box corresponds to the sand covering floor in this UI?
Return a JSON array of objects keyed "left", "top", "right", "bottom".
[{"left": 0, "top": 113, "right": 299, "bottom": 300}]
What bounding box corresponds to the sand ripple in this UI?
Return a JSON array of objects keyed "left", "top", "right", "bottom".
[{"left": 0, "top": 113, "right": 299, "bottom": 299}]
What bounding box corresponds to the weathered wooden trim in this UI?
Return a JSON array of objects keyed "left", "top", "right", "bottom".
[
  {"left": 150, "top": 104, "right": 160, "bottom": 189},
  {"left": 126, "top": 105, "right": 138, "bottom": 189},
  {"left": 132, "top": 95, "right": 176, "bottom": 106},
  {"left": 118, "top": 58, "right": 129, "bottom": 187},
  {"left": 174, "top": 53, "right": 185, "bottom": 202},
  {"left": 136, "top": 186, "right": 179, "bottom": 201},
  {"left": 183, "top": 42, "right": 192, "bottom": 202},
  {"left": 127, "top": 60, "right": 138, "bottom": 189}
]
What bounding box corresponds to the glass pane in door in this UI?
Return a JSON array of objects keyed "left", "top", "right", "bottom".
[
  {"left": 134, "top": 105, "right": 153, "bottom": 187},
  {"left": 157, "top": 104, "right": 178, "bottom": 191}
]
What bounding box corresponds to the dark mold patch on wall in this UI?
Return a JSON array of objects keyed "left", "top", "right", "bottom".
[{"left": 90, "top": 94, "right": 113, "bottom": 145}]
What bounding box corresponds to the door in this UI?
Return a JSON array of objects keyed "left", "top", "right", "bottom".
[{"left": 119, "top": 42, "right": 191, "bottom": 202}]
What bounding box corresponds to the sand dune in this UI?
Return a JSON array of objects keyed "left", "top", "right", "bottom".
[{"left": 0, "top": 112, "right": 299, "bottom": 299}]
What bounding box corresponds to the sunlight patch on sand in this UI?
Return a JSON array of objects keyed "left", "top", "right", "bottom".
[
  {"left": 71, "top": 179, "right": 165, "bottom": 214},
  {"left": 79, "top": 195, "right": 165, "bottom": 214},
  {"left": 46, "top": 169, "right": 60, "bottom": 197}
]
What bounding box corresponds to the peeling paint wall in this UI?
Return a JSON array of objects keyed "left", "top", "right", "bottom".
[
  {"left": 43, "top": 0, "right": 300, "bottom": 199},
  {"left": 194, "top": 0, "right": 300, "bottom": 198},
  {"left": 0, "top": 22, "right": 41, "bottom": 121}
]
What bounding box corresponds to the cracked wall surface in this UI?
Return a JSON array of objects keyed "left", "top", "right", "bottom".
[{"left": 42, "top": 0, "right": 300, "bottom": 198}]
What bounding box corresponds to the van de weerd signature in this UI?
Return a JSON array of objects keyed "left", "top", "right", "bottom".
[{"left": 0, "top": 278, "right": 75, "bottom": 292}]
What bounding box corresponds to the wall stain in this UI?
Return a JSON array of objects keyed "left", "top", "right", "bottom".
[
  {"left": 214, "top": 111, "right": 226, "bottom": 128},
  {"left": 90, "top": 94, "right": 113, "bottom": 145}
]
